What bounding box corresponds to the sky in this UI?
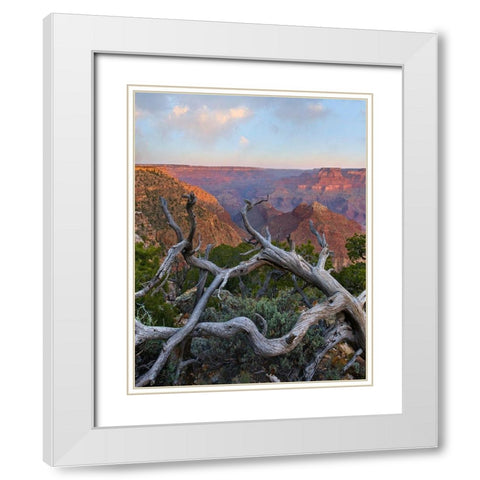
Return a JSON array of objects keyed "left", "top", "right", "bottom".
[{"left": 135, "top": 92, "right": 367, "bottom": 169}]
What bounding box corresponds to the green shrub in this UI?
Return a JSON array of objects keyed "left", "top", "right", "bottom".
[
  {"left": 332, "top": 261, "right": 366, "bottom": 295},
  {"left": 184, "top": 291, "right": 328, "bottom": 385},
  {"left": 135, "top": 238, "right": 366, "bottom": 386},
  {"left": 134, "top": 242, "right": 180, "bottom": 327}
]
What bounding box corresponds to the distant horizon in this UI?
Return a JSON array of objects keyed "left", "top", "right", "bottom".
[{"left": 135, "top": 162, "right": 366, "bottom": 171}]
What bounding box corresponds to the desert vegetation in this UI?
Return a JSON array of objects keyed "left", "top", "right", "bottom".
[{"left": 134, "top": 193, "right": 367, "bottom": 387}]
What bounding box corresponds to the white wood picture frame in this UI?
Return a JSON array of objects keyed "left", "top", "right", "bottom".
[{"left": 43, "top": 13, "right": 437, "bottom": 466}]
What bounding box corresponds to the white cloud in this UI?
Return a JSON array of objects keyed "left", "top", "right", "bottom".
[
  {"left": 165, "top": 104, "right": 253, "bottom": 142},
  {"left": 307, "top": 103, "right": 325, "bottom": 114},
  {"left": 171, "top": 105, "right": 190, "bottom": 117},
  {"left": 239, "top": 136, "right": 250, "bottom": 146}
]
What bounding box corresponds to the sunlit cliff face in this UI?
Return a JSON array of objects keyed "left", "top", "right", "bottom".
[{"left": 135, "top": 165, "right": 366, "bottom": 269}]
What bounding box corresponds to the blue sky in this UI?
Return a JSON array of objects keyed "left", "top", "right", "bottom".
[{"left": 135, "top": 92, "right": 366, "bottom": 169}]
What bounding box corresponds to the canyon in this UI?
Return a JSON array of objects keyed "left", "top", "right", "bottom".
[
  {"left": 135, "top": 166, "right": 244, "bottom": 249},
  {"left": 160, "top": 164, "right": 366, "bottom": 227},
  {"left": 135, "top": 165, "right": 366, "bottom": 269}
]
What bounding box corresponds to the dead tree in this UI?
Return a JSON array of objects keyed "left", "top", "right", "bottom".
[{"left": 135, "top": 193, "right": 366, "bottom": 386}]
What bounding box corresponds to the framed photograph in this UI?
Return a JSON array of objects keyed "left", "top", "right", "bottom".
[{"left": 44, "top": 14, "right": 437, "bottom": 466}]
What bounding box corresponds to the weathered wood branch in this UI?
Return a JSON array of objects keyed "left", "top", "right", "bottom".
[
  {"left": 304, "top": 321, "right": 355, "bottom": 381},
  {"left": 266, "top": 373, "right": 281, "bottom": 382},
  {"left": 160, "top": 197, "right": 184, "bottom": 242},
  {"left": 192, "top": 235, "right": 202, "bottom": 254},
  {"left": 309, "top": 219, "right": 326, "bottom": 248},
  {"left": 194, "top": 243, "right": 213, "bottom": 307},
  {"left": 157, "top": 194, "right": 268, "bottom": 282},
  {"left": 240, "top": 198, "right": 271, "bottom": 248},
  {"left": 192, "top": 292, "right": 351, "bottom": 357},
  {"left": 182, "top": 192, "right": 197, "bottom": 245},
  {"left": 136, "top": 320, "right": 176, "bottom": 345},
  {"left": 256, "top": 270, "right": 282, "bottom": 299},
  {"left": 216, "top": 253, "right": 268, "bottom": 294},
  {"left": 135, "top": 239, "right": 189, "bottom": 299},
  {"left": 244, "top": 243, "right": 365, "bottom": 351},
  {"left": 136, "top": 274, "right": 224, "bottom": 387},
  {"left": 286, "top": 233, "right": 295, "bottom": 252},
  {"left": 174, "top": 358, "right": 199, "bottom": 385},
  {"left": 265, "top": 226, "right": 272, "bottom": 242},
  {"left": 342, "top": 348, "right": 363, "bottom": 374},
  {"left": 291, "top": 275, "right": 313, "bottom": 308},
  {"left": 238, "top": 277, "right": 248, "bottom": 298},
  {"left": 357, "top": 290, "right": 367, "bottom": 307},
  {"left": 309, "top": 220, "right": 330, "bottom": 269},
  {"left": 135, "top": 193, "right": 367, "bottom": 384},
  {"left": 136, "top": 291, "right": 351, "bottom": 358},
  {"left": 253, "top": 313, "right": 268, "bottom": 336},
  {"left": 240, "top": 246, "right": 261, "bottom": 256},
  {"left": 173, "top": 224, "right": 268, "bottom": 280}
]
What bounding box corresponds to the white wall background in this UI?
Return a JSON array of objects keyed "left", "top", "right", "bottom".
[{"left": 0, "top": 0, "right": 473, "bottom": 477}]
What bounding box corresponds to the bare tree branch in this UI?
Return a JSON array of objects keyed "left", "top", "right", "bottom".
[
  {"left": 192, "top": 234, "right": 202, "bottom": 254},
  {"left": 174, "top": 358, "right": 199, "bottom": 385},
  {"left": 308, "top": 220, "right": 331, "bottom": 269},
  {"left": 253, "top": 313, "right": 268, "bottom": 336},
  {"left": 238, "top": 277, "right": 248, "bottom": 298},
  {"left": 266, "top": 373, "right": 281, "bottom": 382},
  {"left": 135, "top": 240, "right": 188, "bottom": 299},
  {"left": 240, "top": 197, "right": 271, "bottom": 248},
  {"left": 342, "top": 348, "right": 363, "bottom": 374},
  {"left": 135, "top": 193, "right": 367, "bottom": 385},
  {"left": 194, "top": 243, "right": 213, "bottom": 307},
  {"left": 286, "top": 234, "right": 295, "bottom": 252},
  {"left": 256, "top": 270, "right": 283, "bottom": 299},
  {"left": 309, "top": 220, "right": 326, "bottom": 248},
  {"left": 357, "top": 290, "right": 367, "bottom": 307},
  {"left": 240, "top": 246, "right": 261, "bottom": 256},
  {"left": 135, "top": 320, "right": 176, "bottom": 345},
  {"left": 304, "top": 322, "right": 354, "bottom": 381},
  {"left": 160, "top": 197, "right": 183, "bottom": 242},
  {"left": 137, "top": 291, "right": 352, "bottom": 358},
  {"left": 136, "top": 274, "right": 224, "bottom": 387},
  {"left": 291, "top": 275, "right": 313, "bottom": 308},
  {"left": 265, "top": 226, "right": 272, "bottom": 242},
  {"left": 182, "top": 192, "right": 197, "bottom": 245}
]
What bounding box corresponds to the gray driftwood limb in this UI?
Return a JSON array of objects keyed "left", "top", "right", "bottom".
[
  {"left": 136, "top": 274, "right": 224, "bottom": 387},
  {"left": 342, "top": 348, "right": 364, "bottom": 374},
  {"left": 135, "top": 193, "right": 367, "bottom": 385},
  {"left": 137, "top": 291, "right": 352, "bottom": 358}
]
